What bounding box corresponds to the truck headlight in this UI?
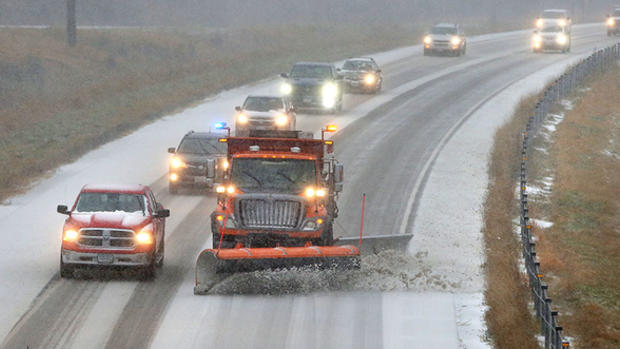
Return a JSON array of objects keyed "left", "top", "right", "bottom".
[
  {"left": 220, "top": 158, "right": 229, "bottom": 170},
  {"left": 170, "top": 157, "right": 186, "bottom": 169},
  {"left": 301, "top": 218, "right": 325, "bottom": 231},
  {"left": 607, "top": 18, "right": 616, "bottom": 27},
  {"left": 280, "top": 82, "right": 292, "bottom": 95},
  {"left": 275, "top": 114, "right": 288, "bottom": 126},
  {"left": 63, "top": 229, "right": 79, "bottom": 242},
  {"left": 136, "top": 225, "right": 154, "bottom": 245},
  {"left": 305, "top": 187, "right": 327, "bottom": 198},
  {"left": 364, "top": 73, "right": 376, "bottom": 85},
  {"left": 236, "top": 113, "right": 248, "bottom": 124},
  {"left": 556, "top": 34, "right": 567, "bottom": 45},
  {"left": 321, "top": 83, "right": 338, "bottom": 108},
  {"left": 450, "top": 36, "right": 461, "bottom": 46},
  {"left": 558, "top": 19, "right": 567, "bottom": 27},
  {"left": 423, "top": 35, "right": 432, "bottom": 44}
]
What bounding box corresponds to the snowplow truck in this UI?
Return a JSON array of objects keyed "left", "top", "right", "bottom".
[{"left": 194, "top": 128, "right": 360, "bottom": 294}]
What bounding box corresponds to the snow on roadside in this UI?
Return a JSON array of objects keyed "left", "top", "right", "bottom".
[{"left": 409, "top": 50, "right": 592, "bottom": 347}]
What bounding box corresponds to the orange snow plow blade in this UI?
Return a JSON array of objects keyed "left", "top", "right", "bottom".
[{"left": 194, "top": 245, "right": 360, "bottom": 295}]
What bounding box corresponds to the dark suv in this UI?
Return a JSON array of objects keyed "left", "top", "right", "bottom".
[
  {"left": 340, "top": 57, "right": 383, "bottom": 94},
  {"left": 280, "top": 62, "right": 344, "bottom": 113},
  {"left": 167, "top": 131, "right": 227, "bottom": 194}
]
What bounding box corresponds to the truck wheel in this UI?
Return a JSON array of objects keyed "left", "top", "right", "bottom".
[
  {"left": 156, "top": 239, "right": 165, "bottom": 268},
  {"left": 60, "top": 258, "right": 74, "bottom": 278},
  {"left": 138, "top": 260, "right": 156, "bottom": 280},
  {"left": 169, "top": 182, "right": 179, "bottom": 194}
]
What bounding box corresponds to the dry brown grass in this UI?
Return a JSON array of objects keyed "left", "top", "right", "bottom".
[
  {"left": 530, "top": 66, "right": 620, "bottom": 348},
  {"left": 0, "top": 25, "right": 419, "bottom": 201},
  {"left": 483, "top": 95, "right": 540, "bottom": 349}
]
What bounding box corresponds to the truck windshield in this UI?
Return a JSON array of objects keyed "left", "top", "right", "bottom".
[
  {"left": 431, "top": 26, "right": 456, "bottom": 35},
  {"left": 290, "top": 65, "right": 332, "bottom": 79},
  {"left": 243, "top": 97, "right": 284, "bottom": 112},
  {"left": 231, "top": 158, "right": 316, "bottom": 193},
  {"left": 75, "top": 192, "right": 146, "bottom": 214},
  {"left": 178, "top": 138, "right": 226, "bottom": 155}
]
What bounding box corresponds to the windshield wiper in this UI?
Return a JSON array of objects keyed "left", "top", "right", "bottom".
[
  {"left": 276, "top": 170, "right": 296, "bottom": 184},
  {"left": 242, "top": 171, "right": 263, "bottom": 186}
]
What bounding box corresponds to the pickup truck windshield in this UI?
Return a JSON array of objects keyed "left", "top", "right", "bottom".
[
  {"left": 75, "top": 192, "right": 146, "bottom": 213},
  {"left": 231, "top": 158, "right": 316, "bottom": 193},
  {"left": 541, "top": 26, "right": 563, "bottom": 33},
  {"left": 290, "top": 65, "right": 332, "bottom": 79},
  {"left": 243, "top": 97, "right": 284, "bottom": 112},
  {"left": 431, "top": 26, "right": 456, "bottom": 35},
  {"left": 178, "top": 138, "right": 226, "bottom": 155}
]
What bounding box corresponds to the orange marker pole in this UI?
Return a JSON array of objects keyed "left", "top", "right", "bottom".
[{"left": 359, "top": 193, "right": 366, "bottom": 248}]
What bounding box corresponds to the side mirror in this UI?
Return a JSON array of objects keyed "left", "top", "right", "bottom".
[
  {"left": 156, "top": 208, "right": 170, "bottom": 218},
  {"left": 206, "top": 159, "right": 216, "bottom": 178},
  {"left": 333, "top": 163, "right": 344, "bottom": 192},
  {"left": 57, "top": 205, "right": 70, "bottom": 215},
  {"left": 168, "top": 147, "right": 175, "bottom": 154},
  {"left": 280, "top": 73, "right": 288, "bottom": 78},
  {"left": 235, "top": 106, "right": 242, "bottom": 112}
]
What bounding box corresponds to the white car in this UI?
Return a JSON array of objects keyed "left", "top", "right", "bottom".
[
  {"left": 423, "top": 23, "right": 466, "bottom": 57},
  {"left": 532, "top": 25, "right": 571, "bottom": 53},
  {"left": 536, "top": 9, "right": 572, "bottom": 33},
  {"left": 234, "top": 95, "right": 297, "bottom": 136}
]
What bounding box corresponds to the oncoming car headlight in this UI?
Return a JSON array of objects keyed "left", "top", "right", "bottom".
[
  {"left": 275, "top": 114, "right": 288, "bottom": 126},
  {"left": 321, "top": 83, "right": 338, "bottom": 98},
  {"left": 450, "top": 36, "right": 461, "bottom": 46},
  {"left": 536, "top": 18, "right": 544, "bottom": 28},
  {"left": 558, "top": 19, "right": 567, "bottom": 27},
  {"left": 63, "top": 229, "right": 79, "bottom": 242},
  {"left": 607, "top": 18, "right": 616, "bottom": 27},
  {"left": 280, "top": 82, "right": 292, "bottom": 95},
  {"left": 236, "top": 113, "right": 248, "bottom": 124},
  {"left": 364, "top": 73, "right": 376, "bottom": 85},
  {"left": 423, "top": 35, "right": 432, "bottom": 45},
  {"left": 170, "top": 156, "right": 186, "bottom": 169},
  {"left": 556, "top": 34, "right": 568, "bottom": 45}
]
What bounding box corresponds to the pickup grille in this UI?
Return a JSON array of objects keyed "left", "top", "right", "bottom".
[
  {"left": 78, "top": 228, "right": 136, "bottom": 249},
  {"left": 237, "top": 196, "right": 303, "bottom": 229}
]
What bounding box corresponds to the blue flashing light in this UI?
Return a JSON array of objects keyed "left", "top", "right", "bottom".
[{"left": 214, "top": 122, "right": 227, "bottom": 129}]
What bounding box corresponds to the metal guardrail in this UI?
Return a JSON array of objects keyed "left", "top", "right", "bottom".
[{"left": 519, "top": 42, "right": 620, "bottom": 349}]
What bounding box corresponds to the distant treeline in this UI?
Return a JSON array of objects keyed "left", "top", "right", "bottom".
[{"left": 0, "top": 0, "right": 616, "bottom": 27}]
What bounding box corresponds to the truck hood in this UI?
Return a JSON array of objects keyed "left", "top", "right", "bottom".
[{"left": 68, "top": 212, "right": 151, "bottom": 231}]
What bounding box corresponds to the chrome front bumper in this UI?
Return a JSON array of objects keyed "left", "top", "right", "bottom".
[{"left": 61, "top": 249, "right": 151, "bottom": 266}]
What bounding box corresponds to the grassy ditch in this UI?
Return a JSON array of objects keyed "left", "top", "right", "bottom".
[
  {"left": 525, "top": 66, "right": 620, "bottom": 348},
  {"left": 0, "top": 24, "right": 418, "bottom": 201},
  {"left": 483, "top": 95, "right": 540, "bottom": 349}
]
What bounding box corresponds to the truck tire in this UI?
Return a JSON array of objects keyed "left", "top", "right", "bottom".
[
  {"left": 156, "top": 239, "right": 165, "bottom": 268},
  {"left": 60, "top": 257, "right": 74, "bottom": 278},
  {"left": 138, "top": 259, "right": 156, "bottom": 280}
]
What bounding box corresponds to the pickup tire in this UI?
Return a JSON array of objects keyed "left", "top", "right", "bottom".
[
  {"left": 138, "top": 260, "right": 156, "bottom": 280},
  {"left": 59, "top": 256, "right": 74, "bottom": 278}
]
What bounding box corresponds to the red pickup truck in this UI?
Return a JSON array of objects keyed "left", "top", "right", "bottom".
[{"left": 57, "top": 184, "right": 169, "bottom": 278}]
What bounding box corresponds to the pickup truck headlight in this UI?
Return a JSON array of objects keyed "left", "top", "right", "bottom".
[
  {"left": 450, "top": 36, "right": 461, "bottom": 46},
  {"left": 321, "top": 83, "right": 338, "bottom": 108},
  {"left": 423, "top": 35, "right": 432, "bottom": 44},
  {"left": 556, "top": 34, "right": 568, "bottom": 45},
  {"left": 136, "top": 224, "right": 154, "bottom": 245},
  {"left": 558, "top": 19, "right": 567, "bottom": 27},
  {"left": 63, "top": 229, "right": 79, "bottom": 242},
  {"left": 607, "top": 18, "right": 616, "bottom": 27},
  {"left": 280, "top": 82, "right": 292, "bottom": 95}
]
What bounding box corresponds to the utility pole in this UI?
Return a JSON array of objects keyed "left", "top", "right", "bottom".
[{"left": 67, "top": 0, "right": 76, "bottom": 47}]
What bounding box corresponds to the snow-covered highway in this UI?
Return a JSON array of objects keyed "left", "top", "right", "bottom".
[{"left": 1, "top": 24, "right": 615, "bottom": 349}]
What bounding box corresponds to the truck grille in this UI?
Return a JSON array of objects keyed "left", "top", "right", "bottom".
[
  {"left": 237, "top": 196, "right": 303, "bottom": 229},
  {"left": 78, "top": 228, "right": 136, "bottom": 249}
]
